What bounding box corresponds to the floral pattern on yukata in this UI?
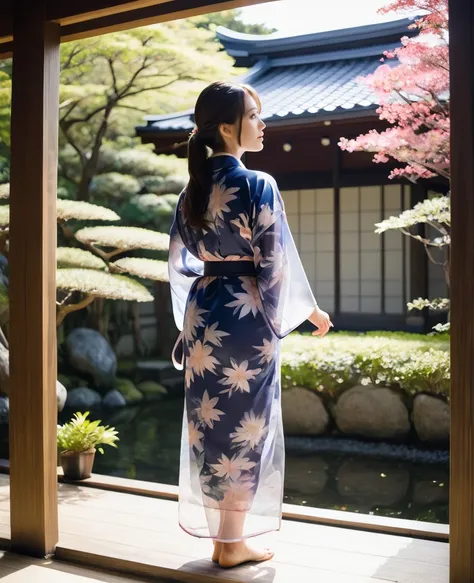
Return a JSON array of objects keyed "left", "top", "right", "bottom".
[{"left": 168, "top": 154, "right": 316, "bottom": 541}]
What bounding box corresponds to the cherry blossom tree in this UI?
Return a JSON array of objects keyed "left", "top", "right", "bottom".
[
  {"left": 339, "top": 0, "right": 449, "bottom": 182},
  {"left": 339, "top": 0, "right": 450, "bottom": 331}
]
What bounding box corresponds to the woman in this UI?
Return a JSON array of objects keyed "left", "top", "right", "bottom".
[{"left": 168, "top": 81, "right": 332, "bottom": 568}]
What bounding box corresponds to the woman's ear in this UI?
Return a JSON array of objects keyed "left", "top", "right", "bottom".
[{"left": 218, "top": 122, "right": 233, "bottom": 141}]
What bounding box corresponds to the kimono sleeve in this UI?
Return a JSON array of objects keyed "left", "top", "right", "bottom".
[
  {"left": 251, "top": 174, "right": 317, "bottom": 339},
  {"left": 168, "top": 212, "right": 204, "bottom": 332}
]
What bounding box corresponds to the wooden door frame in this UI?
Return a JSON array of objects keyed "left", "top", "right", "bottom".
[{"left": 5, "top": 3, "right": 474, "bottom": 581}]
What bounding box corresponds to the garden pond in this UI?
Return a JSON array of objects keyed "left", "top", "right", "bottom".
[{"left": 58, "top": 398, "right": 449, "bottom": 525}]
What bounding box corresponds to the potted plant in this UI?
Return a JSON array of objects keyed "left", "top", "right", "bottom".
[{"left": 57, "top": 411, "right": 119, "bottom": 480}]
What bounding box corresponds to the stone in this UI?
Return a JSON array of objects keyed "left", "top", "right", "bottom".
[
  {"left": 337, "top": 458, "right": 410, "bottom": 506},
  {"left": 103, "top": 389, "right": 127, "bottom": 408},
  {"left": 0, "top": 342, "right": 9, "bottom": 395},
  {"left": 281, "top": 387, "right": 329, "bottom": 435},
  {"left": 334, "top": 385, "right": 410, "bottom": 440},
  {"left": 137, "top": 380, "right": 167, "bottom": 400},
  {"left": 66, "top": 328, "right": 117, "bottom": 389},
  {"left": 66, "top": 387, "right": 101, "bottom": 410},
  {"left": 0, "top": 396, "right": 8, "bottom": 424},
  {"left": 412, "top": 394, "right": 450, "bottom": 444},
  {"left": 115, "top": 378, "right": 143, "bottom": 404},
  {"left": 56, "top": 380, "right": 67, "bottom": 412}
]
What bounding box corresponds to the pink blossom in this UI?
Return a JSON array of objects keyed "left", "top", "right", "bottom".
[{"left": 339, "top": 0, "right": 449, "bottom": 181}]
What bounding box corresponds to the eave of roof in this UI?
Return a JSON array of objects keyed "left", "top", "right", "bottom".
[
  {"left": 215, "top": 17, "right": 418, "bottom": 67},
  {"left": 136, "top": 18, "right": 417, "bottom": 136}
]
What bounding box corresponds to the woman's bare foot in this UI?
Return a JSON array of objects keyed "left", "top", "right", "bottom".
[
  {"left": 212, "top": 541, "right": 222, "bottom": 563},
  {"left": 218, "top": 541, "right": 274, "bottom": 568}
]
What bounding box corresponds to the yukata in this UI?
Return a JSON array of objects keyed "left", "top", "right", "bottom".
[{"left": 169, "top": 154, "right": 317, "bottom": 542}]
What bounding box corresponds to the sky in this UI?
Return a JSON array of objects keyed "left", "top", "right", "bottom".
[{"left": 239, "top": 0, "right": 415, "bottom": 36}]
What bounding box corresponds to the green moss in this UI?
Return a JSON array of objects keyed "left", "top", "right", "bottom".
[
  {"left": 137, "top": 381, "right": 167, "bottom": 400},
  {"left": 115, "top": 378, "right": 143, "bottom": 404}
]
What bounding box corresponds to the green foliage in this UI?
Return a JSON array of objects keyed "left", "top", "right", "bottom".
[
  {"left": 191, "top": 9, "right": 277, "bottom": 35},
  {"left": 0, "top": 195, "right": 121, "bottom": 223},
  {"left": 56, "top": 268, "right": 153, "bottom": 302},
  {"left": 281, "top": 332, "right": 450, "bottom": 399},
  {"left": 99, "top": 147, "right": 187, "bottom": 179},
  {"left": 75, "top": 226, "right": 170, "bottom": 252},
  {"left": 57, "top": 22, "right": 235, "bottom": 201},
  {"left": 57, "top": 198, "right": 120, "bottom": 222},
  {"left": 112, "top": 257, "right": 169, "bottom": 282},
  {"left": 0, "top": 206, "right": 8, "bottom": 228},
  {"left": 0, "top": 65, "right": 11, "bottom": 166},
  {"left": 57, "top": 247, "right": 107, "bottom": 270},
  {"left": 90, "top": 172, "right": 140, "bottom": 200},
  {"left": 120, "top": 193, "right": 178, "bottom": 231},
  {"left": 136, "top": 381, "right": 168, "bottom": 400},
  {"left": 57, "top": 411, "right": 119, "bottom": 454}
]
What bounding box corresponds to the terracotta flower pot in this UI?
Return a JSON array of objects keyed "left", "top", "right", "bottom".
[{"left": 60, "top": 448, "right": 96, "bottom": 481}]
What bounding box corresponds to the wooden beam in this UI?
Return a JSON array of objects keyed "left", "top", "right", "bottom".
[
  {"left": 59, "top": 0, "right": 274, "bottom": 41},
  {"left": 47, "top": 0, "right": 173, "bottom": 26},
  {"left": 0, "top": 0, "right": 276, "bottom": 46},
  {"left": 449, "top": 0, "right": 474, "bottom": 581},
  {"left": 8, "top": 0, "right": 59, "bottom": 557}
]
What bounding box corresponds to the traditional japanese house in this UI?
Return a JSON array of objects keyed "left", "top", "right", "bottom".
[
  {"left": 1, "top": 1, "right": 473, "bottom": 581},
  {"left": 136, "top": 18, "right": 449, "bottom": 332}
]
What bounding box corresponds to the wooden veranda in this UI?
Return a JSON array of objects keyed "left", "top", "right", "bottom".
[{"left": 0, "top": 1, "right": 472, "bottom": 582}]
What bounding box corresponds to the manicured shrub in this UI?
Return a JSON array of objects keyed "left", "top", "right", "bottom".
[{"left": 281, "top": 332, "right": 450, "bottom": 399}]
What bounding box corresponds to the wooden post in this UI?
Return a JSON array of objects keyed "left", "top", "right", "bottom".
[
  {"left": 9, "top": 1, "right": 59, "bottom": 557},
  {"left": 449, "top": 0, "right": 474, "bottom": 580}
]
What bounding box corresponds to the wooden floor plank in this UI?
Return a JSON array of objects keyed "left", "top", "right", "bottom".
[
  {"left": 0, "top": 474, "right": 449, "bottom": 583},
  {"left": 0, "top": 550, "right": 158, "bottom": 582}
]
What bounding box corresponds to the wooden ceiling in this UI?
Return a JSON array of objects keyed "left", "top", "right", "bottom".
[{"left": 0, "top": 0, "right": 274, "bottom": 57}]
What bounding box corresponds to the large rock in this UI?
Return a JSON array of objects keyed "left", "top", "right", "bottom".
[
  {"left": 334, "top": 385, "right": 410, "bottom": 440},
  {"left": 0, "top": 342, "right": 9, "bottom": 395},
  {"left": 66, "top": 387, "right": 101, "bottom": 409},
  {"left": 0, "top": 396, "right": 8, "bottom": 424},
  {"left": 281, "top": 387, "right": 329, "bottom": 435},
  {"left": 66, "top": 328, "right": 117, "bottom": 389},
  {"left": 56, "top": 381, "right": 67, "bottom": 412},
  {"left": 337, "top": 458, "right": 410, "bottom": 506},
  {"left": 103, "top": 389, "right": 127, "bottom": 408},
  {"left": 412, "top": 394, "right": 450, "bottom": 444}
]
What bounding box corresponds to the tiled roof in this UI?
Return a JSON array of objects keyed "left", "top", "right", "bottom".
[{"left": 137, "top": 19, "right": 417, "bottom": 135}]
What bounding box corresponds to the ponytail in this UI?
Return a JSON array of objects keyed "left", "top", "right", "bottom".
[
  {"left": 181, "top": 81, "right": 262, "bottom": 230},
  {"left": 183, "top": 132, "right": 210, "bottom": 230}
]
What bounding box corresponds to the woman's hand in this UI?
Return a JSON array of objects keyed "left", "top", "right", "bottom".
[{"left": 308, "top": 307, "right": 333, "bottom": 338}]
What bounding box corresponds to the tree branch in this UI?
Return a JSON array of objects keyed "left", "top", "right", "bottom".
[
  {"left": 59, "top": 119, "right": 86, "bottom": 167},
  {"left": 107, "top": 58, "right": 119, "bottom": 97},
  {"left": 56, "top": 294, "right": 96, "bottom": 326}
]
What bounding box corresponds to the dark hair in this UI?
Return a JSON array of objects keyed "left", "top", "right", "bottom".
[{"left": 183, "top": 81, "right": 261, "bottom": 229}]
